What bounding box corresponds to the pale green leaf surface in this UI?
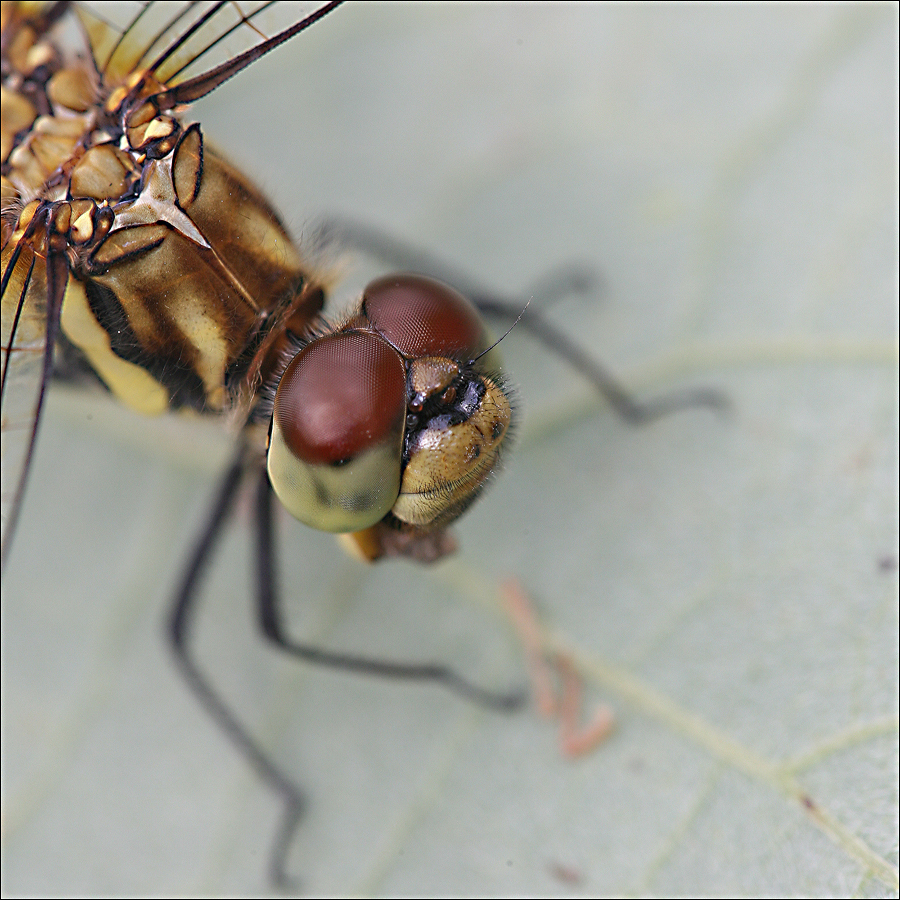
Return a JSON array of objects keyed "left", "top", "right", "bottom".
[{"left": 2, "top": 4, "right": 897, "bottom": 897}]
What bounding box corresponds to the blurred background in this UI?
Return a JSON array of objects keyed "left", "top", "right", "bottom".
[{"left": 2, "top": 3, "right": 897, "bottom": 896}]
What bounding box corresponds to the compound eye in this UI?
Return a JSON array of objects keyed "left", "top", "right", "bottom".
[
  {"left": 274, "top": 331, "right": 405, "bottom": 464},
  {"left": 362, "top": 273, "right": 487, "bottom": 359},
  {"left": 267, "top": 331, "right": 407, "bottom": 532}
]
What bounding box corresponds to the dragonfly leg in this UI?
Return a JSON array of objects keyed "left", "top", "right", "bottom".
[
  {"left": 315, "top": 217, "right": 728, "bottom": 423},
  {"left": 167, "top": 439, "right": 304, "bottom": 889},
  {"left": 254, "top": 467, "right": 524, "bottom": 712}
]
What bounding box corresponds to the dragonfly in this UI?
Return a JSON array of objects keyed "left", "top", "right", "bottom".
[{"left": 2, "top": 1, "right": 723, "bottom": 889}]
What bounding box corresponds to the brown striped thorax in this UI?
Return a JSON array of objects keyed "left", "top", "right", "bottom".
[{"left": 1, "top": 2, "right": 513, "bottom": 564}]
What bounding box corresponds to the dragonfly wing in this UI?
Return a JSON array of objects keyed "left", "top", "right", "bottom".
[{"left": 1, "top": 226, "right": 68, "bottom": 570}]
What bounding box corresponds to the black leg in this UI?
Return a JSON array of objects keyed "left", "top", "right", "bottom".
[
  {"left": 472, "top": 294, "right": 728, "bottom": 423},
  {"left": 169, "top": 436, "right": 523, "bottom": 886},
  {"left": 169, "top": 221, "right": 720, "bottom": 888},
  {"left": 167, "top": 439, "right": 304, "bottom": 889},
  {"left": 314, "top": 217, "right": 728, "bottom": 422},
  {"left": 254, "top": 468, "right": 523, "bottom": 711}
]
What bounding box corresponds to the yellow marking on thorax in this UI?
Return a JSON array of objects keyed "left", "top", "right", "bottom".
[
  {"left": 166, "top": 291, "right": 229, "bottom": 409},
  {"left": 60, "top": 279, "right": 169, "bottom": 416}
]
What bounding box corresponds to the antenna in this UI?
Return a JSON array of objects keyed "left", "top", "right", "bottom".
[{"left": 470, "top": 298, "right": 531, "bottom": 365}]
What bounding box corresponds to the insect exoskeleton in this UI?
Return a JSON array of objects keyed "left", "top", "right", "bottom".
[{"left": 267, "top": 273, "right": 514, "bottom": 552}]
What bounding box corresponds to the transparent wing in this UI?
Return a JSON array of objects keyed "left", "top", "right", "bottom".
[
  {"left": 77, "top": 1, "right": 341, "bottom": 103},
  {"left": 1, "top": 243, "right": 45, "bottom": 567}
]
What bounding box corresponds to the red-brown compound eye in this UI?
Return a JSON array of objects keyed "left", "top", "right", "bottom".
[
  {"left": 362, "top": 273, "right": 487, "bottom": 359},
  {"left": 274, "top": 331, "right": 406, "bottom": 465},
  {"left": 268, "top": 330, "right": 408, "bottom": 533}
]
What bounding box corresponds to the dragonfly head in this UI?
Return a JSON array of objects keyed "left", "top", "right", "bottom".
[{"left": 266, "top": 274, "right": 513, "bottom": 536}]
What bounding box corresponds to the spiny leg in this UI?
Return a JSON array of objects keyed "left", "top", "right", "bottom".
[
  {"left": 170, "top": 442, "right": 524, "bottom": 885},
  {"left": 167, "top": 439, "right": 304, "bottom": 889},
  {"left": 254, "top": 468, "right": 523, "bottom": 711},
  {"left": 314, "top": 218, "right": 727, "bottom": 422}
]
